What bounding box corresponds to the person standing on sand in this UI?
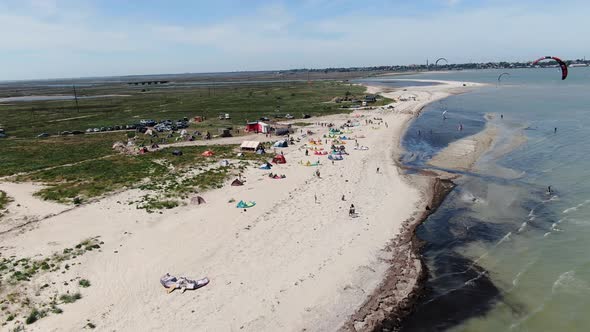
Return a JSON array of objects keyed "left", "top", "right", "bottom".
[
  {"left": 349, "top": 204, "right": 355, "bottom": 216},
  {"left": 315, "top": 194, "right": 318, "bottom": 203},
  {"left": 376, "top": 167, "right": 380, "bottom": 173}
]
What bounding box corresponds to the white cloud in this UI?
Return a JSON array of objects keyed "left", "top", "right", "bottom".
[{"left": 0, "top": 0, "right": 589, "bottom": 79}]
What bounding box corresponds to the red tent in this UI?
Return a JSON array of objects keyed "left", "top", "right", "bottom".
[{"left": 272, "top": 155, "right": 286, "bottom": 164}]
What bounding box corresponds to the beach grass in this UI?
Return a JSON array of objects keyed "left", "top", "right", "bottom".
[
  {"left": 0, "top": 81, "right": 365, "bottom": 139},
  {"left": 0, "top": 81, "right": 365, "bottom": 186},
  {"left": 0, "top": 190, "right": 11, "bottom": 209},
  {"left": 16, "top": 144, "right": 265, "bottom": 204}
]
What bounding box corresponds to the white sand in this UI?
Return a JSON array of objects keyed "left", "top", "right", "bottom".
[{"left": 0, "top": 80, "right": 482, "bottom": 331}]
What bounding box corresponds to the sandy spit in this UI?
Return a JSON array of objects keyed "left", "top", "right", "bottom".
[{"left": 0, "top": 80, "right": 483, "bottom": 332}]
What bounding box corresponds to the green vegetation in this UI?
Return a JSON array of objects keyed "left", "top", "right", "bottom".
[
  {"left": 1, "top": 80, "right": 373, "bottom": 207},
  {"left": 78, "top": 279, "right": 91, "bottom": 288},
  {"left": 0, "top": 82, "right": 364, "bottom": 179},
  {"left": 0, "top": 191, "right": 11, "bottom": 210},
  {"left": 59, "top": 293, "right": 82, "bottom": 304},
  {"left": 25, "top": 308, "right": 44, "bottom": 325},
  {"left": 16, "top": 144, "right": 263, "bottom": 204},
  {"left": 0, "top": 81, "right": 364, "bottom": 139},
  {"left": 0, "top": 239, "right": 99, "bottom": 326},
  {"left": 0, "top": 238, "right": 101, "bottom": 284},
  {"left": 0, "top": 132, "right": 127, "bottom": 177},
  {"left": 374, "top": 96, "right": 394, "bottom": 106}
]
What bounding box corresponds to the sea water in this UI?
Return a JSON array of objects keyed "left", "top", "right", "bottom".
[{"left": 369, "top": 68, "right": 590, "bottom": 331}]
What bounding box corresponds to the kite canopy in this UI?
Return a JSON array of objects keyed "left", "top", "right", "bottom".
[
  {"left": 497, "top": 72, "right": 510, "bottom": 82},
  {"left": 532, "top": 56, "right": 568, "bottom": 80},
  {"left": 435, "top": 57, "right": 448, "bottom": 65},
  {"left": 236, "top": 200, "right": 256, "bottom": 208}
]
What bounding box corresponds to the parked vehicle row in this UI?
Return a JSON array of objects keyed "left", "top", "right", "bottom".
[{"left": 37, "top": 117, "right": 191, "bottom": 138}]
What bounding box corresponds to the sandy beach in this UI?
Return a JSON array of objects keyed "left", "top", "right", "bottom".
[{"left": 0, "top": 80, "right": 484, "bottom": 331}]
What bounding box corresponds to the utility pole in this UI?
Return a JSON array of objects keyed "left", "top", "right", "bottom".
[{"left": 73, "top": 84, "right": 80, "bottom": 113}]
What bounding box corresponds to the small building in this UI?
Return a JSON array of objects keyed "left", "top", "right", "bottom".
[
  {"left": 240, "top": 141, "right": 262, "bottom": 151},
  {"left": 245, "top": 121, "right": 270, "bottom": 134}
]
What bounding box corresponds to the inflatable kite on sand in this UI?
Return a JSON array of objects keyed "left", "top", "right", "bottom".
[
  {"left": 301, "top": 160, "right": 320, "bottom": 166},
  {"left": 236, "top": 200, "right": 256, "bottom": 208},
  {"left": 160, "top": 273, "right": 209, "bottom": 294}
]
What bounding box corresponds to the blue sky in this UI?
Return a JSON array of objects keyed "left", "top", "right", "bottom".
[{"left": 0, "top": 0, "right": 588, "bottom": 80}]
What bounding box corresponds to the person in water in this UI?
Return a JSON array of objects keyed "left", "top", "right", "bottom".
[{"left": 554, "top": 127, "right": 558, "bottom": 134}]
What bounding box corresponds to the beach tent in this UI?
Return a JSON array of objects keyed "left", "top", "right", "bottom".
[
  {"left": 191, "top": 196, "right": 206, "bottom": 205},
  {"left": 231, "top": 179, "right": 244, "bottom": 186},
  {"left": 273, "top": 140, "right": 288, "bottom": 148},
  {"left": 272, "top": 155, "right": 287, "bottom": 164},
  {"left": 220, "top": 159, "right": 230, "bottom": 167},
  {"left": 328, "top": 154, "right": 343, "bottom": 161},
  {"left": 255, "top": 147, "right": 266, "bottom": 154},
  {"left": 259, "top": 162, "right": 273, "bottom": 170},
  {"left": 201, "top": 150, "right": 215, "bottom": 157},
  {"left": 236, "top": 200, "right": 256, "bottom": 208},
  {"left": 240, "top": 141, "right": 262, "bottom": 151},
  {"left": 172, "top": 150, "right": 183, "bottom": 156}
]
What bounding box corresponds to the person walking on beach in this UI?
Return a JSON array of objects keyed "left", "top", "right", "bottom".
[{"left": 349, "top": 204, "right": 355, "bottom": 216}]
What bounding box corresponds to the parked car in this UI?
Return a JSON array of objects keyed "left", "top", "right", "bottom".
[
  {"left": 37, "top": 133, "right": 50, "bottom": 138},
  {"left": 60, "top": 131, "right": 72, "bottom": 135},
  {"left": 93, "top": 128, "right": 100, "bottom": 132},
  {"left": 285, "top": 114, "right": 294, "bottom": 119},
  {"left": 86, "top": 128, "right": 93, "bottom": 133}
]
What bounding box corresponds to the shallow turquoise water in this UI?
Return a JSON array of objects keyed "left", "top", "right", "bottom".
[{"left": 372, "top": 68, "right": 590, "bottom": 331}]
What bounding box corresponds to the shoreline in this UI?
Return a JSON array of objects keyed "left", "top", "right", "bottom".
[
  {"left": 342, "top": 80, "right": 491, "bottom": 331},
  {"left": 0, "top": 80, "right": 485, "bottom": 331}
]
